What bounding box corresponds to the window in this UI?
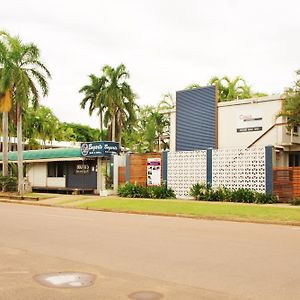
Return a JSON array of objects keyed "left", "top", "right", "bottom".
[
  {"left": 48, "top": 162, "right": 64, "bottom": 177},
  {"left": 289, "top": 153, "right": 300, "bottom": 167}
]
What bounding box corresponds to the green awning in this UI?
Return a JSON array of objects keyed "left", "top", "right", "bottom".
[{"left": 0, "top": 147, "right": 82, "bottom": 162}]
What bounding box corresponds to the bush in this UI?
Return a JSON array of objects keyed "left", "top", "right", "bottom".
[
  {"left": 291, "top": 198, "right": 300, "bottom": 206},
  {"left": 118, "top": 183, "right": 176, "bottom": 199},
  {"left": 190, "top": 183, "right": 277, "bottom": 204},
  {"left": 190, "top": 183, "right": 208, "bottom": 200},
  {"left": 255, "top": 193, "right": 277, "bottom": 204},
  {"left": 230, "top": 188, "right": 256, "bottom": 203},
  {"left": 0, "top": 176, "right": 17, "bottom": 192}
]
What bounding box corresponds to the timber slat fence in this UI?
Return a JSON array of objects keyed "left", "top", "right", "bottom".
[{"left": 273, "top": 167, "right": 300, "bottom": 202}]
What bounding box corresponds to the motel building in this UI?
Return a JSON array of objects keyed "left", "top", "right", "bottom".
[
  {"left": 0, "top": 141, "right": 124, "bottom": 195},
  {"left": 161, "top": 87, "right": 300, "bottom": 167}
]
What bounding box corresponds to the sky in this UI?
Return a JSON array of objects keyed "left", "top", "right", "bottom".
[{"left": 1, "top": 0, "right": 300, "bottom": 129}]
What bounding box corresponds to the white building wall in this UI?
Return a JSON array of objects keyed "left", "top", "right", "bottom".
[
  {"left": 27, "top": 163, "right": 47, "bottom": 187},
  {"left": 218, "top": 97, "right": 284, "bottom": 148}
]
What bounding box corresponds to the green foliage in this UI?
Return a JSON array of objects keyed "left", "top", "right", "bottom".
[
  {"left": 277, "top": 70, "right": 300, "bottom": 129},
  {"left": 185, "top": 75, "right": 267, "bottom": 102},
  {"left": 58, "top": 122, "right": 100, "bottom": 142},
  {"left": 291, "top": 198, "right": 300, "bottom": 206},
  {"left": 190, "top": 184, "right": 277, "bottom": 204},
  {"left": 0, "top": 176, "right": 17, "bottom": 192},
  {"left": 118, "top": 183, "right": 175, "bottom": 199},
  {"left": 190, "top": 183, "right": 208, "bottom": 200}
]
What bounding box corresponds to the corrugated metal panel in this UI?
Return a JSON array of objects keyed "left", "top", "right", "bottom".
[
  {"left": 0, "top": 147, "right": 81, "bottom": 162},
  {"left": 176, "top": 86, "right": 216, "bottom": 151}
]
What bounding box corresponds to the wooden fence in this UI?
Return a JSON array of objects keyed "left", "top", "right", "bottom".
[
  {"left": 129, "top": 153, "right": 162, "bottom": 186},
  {"left": 273, "top": 167, "right": 300, "bottom": 202}
]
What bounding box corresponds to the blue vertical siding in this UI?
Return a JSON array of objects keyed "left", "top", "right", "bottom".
[{"left": 176, "top": 86, "right": 216, "bottom": 151}]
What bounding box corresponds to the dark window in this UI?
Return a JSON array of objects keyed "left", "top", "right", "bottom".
[
  {"left": 289, "top": 153, "right": 300, "bottom": 167},
  {"left": 48, "top": 162, "right": 64, "bottom": 177}
]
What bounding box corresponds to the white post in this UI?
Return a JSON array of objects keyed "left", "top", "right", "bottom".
[{"left": 113, "top": 155, "right": 119, "bottom": 194}]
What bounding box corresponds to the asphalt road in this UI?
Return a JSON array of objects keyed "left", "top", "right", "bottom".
[{"left": 0, "top": 203, "right": 300, "bottom": 300}]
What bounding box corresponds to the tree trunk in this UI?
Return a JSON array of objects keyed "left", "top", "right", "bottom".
[
  {"left": 117, "top": 110, "right": 122, "bottom": 148},
  {"left": 111, "top": 113, "right": 116, "bottom": 142},
  {"left": 2, "top": 112, "right": 9, "bottom": 177},
  {"left": 16, "top": 103, "right": 24, "bottom": 195},
  {"left": 99, "top": 108, "right": 103, "bottom": 140}
]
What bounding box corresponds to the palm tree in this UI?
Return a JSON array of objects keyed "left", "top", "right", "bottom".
[
  {"left": 0, "top": 31, "right": 51, "bottom": 195},
  {"left": 0, "top": 34, "right": 12, "bottom": 177},
  {"left": 79, "top": 74, "right": 106, "bottom": 138},
  {"left": 101, "top": 64, "right": 136, "bottom": 143},
  {"left": 209, "top": 76, "right": 252, "bottom": 101}
]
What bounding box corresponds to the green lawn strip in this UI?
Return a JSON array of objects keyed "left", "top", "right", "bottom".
[
  {"left": 54, "top": 196, "right": 91, "bottom": 205},
  {"left": 76, "top": 197, "right": 300, "bottom": 225},
  {"left": 24, "top": 192, "right": 60, "bottom": 200}
]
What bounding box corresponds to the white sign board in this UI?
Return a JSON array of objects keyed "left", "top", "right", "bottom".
[
  {"left": 147, "top": 158, "right": 161, "bottom": 186},
  {"left": 236, "top": 109, "right": 263, "bottom": 132}
]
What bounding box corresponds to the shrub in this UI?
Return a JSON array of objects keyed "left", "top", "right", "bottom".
[
  {"left": 291, "top": 198, "right": 300, "bottom": 206},
  {"left": 230, "top": 188, "right": 256, "bottom": 203},
  {"left": 118, "top": 183, "right": 176, "bottom": 199},
  {"left": 0, "top": 176, "right": 17, "bottom": 192},
  {"left": 190, "top": 184, "right": 277, "bottom": 204},
  {"left": 190, "top": 183, "right": 208, "bottom": 200},
  {"left": 255, "top": 192, "right": 277, "bottom": 204}
]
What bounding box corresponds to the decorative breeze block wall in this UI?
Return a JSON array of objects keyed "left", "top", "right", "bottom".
[
  {"left": 167, "top": 151, "right": 207, "bottom": 198},
  {"left": 212, "top": 147, "right": 266, "bottom": 193}
]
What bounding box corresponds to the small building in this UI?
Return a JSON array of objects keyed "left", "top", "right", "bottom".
[
  {"left": 0, "top": 141, "right": 124, "bottom": 194},
  {"left": 162, "top": 90, "right": 299, "bottom": 167}
]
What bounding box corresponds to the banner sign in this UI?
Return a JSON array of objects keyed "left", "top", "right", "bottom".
[
  {"left": 80, "top": 141, "right": 120, "bottom": 157},
  {"left": 236, "top": 109, "right": 263, "bottom": 132},
  {"left": 147, "top": 158, "right": 161, "bottom": 186}
]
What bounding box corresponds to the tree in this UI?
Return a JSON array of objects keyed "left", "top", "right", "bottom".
[
  {"left": 0, "top": 31, "right": 51, "bottom": 195},
  {"left": 23, "top": 106, "right": 60, "bottom": 148},
  {"left": 101, "top": 64, "right": 136, "bottom": 144},
  {"left": 278, "top": 70, "right": 300, "bottom": 130},
  {"left": 79, "top": 74, "right": 106, "bottom": 138},
  {"left": 185, "top": 75, "right": 267, "bottom": 101},
  {"left": 0, "top": 33, "right": 12, "bottom": 177},
  {"left": 157, "top": 93, "right": 175, "bottom": 110},
  {"left": 209, "top": 76, "right": 252, "bottom": 101}
]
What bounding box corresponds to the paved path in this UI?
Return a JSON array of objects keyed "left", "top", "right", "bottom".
[{"left": 0, "top": 203, "right": 300, "bottom": 299}]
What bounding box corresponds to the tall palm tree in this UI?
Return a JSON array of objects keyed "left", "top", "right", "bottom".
[
  {"left": 209, "top": 76, "right": 252, "bottom": 101},
  {"left": 0, "top": 34, "right": 11, "bottom": 177},
  {"left": 0, "top": 31, "right": 51, "bottom": 195},
  {"left": 79, "top": 74, "right": 106, "bottom": 137},
  {"left": 101, "top": 64, "right": 136, "bottom": 143}
]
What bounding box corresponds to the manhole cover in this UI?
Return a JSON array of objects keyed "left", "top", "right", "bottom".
[
  {"left": 128, "top": 291, "right": 163, "bottom": 300},
  {"left": 34, "top": 272, "right": 95, "bottom": 288}
]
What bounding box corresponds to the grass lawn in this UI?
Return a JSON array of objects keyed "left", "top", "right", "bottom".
[
  {"left": 24, "top": 192, "right": 60, "bottom": 199},
  {"left": 76, "top": 197, "right": 300, "bottom": 225}
]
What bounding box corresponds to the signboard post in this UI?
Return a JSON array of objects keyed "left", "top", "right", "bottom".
[{"left": 147, "top": 158, "right": 161, "bottom": 186}]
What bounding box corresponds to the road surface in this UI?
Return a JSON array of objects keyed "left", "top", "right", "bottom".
[{"left": 0, "top": 202, "right": 299, "bottom": 299}]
